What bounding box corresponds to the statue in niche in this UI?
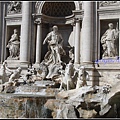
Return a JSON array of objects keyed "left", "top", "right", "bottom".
[
  {"left": 43, "top": 25, "right": 66, "bottom": 65},
  {"left": 101, "top": 23, "right": 119, "bottom": 58},
  {"left": 7, "top": 1, "right": 22, "bottom": 14},
  {"left": 6, "top": 29, "right": 20, "bottom": 60}
]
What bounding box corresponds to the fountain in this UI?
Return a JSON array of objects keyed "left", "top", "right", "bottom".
[
  {"left": 0, "top": 61, "right": 56, "bottom": 118},
  {"left": 1, "top": 58, "right": 120, "bottom": 118},
  {"left": 1, "top": 25, "right": 120, "bottom": 119}
]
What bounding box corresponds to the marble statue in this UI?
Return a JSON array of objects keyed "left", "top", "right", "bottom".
[
  {"left": 37, "top": 60, "right": 48, "bottom": 80},
  {"left": 59, "top": 61, "right": 76, "bottom": 90},
  {"left": 69, "top": 47, "right": 74, "bottom": 63},
  {"left": 6, "top": 29, "right": 20, "bottom": 59},
  {"left": 0, "top": 61, "right": 13, "bottom": 83},
  {"left": 25, "top": 66, "right": 37, "bottom": 83},
  {"left": 76, "top": 66, "right": 88, "bottom": 89},
  {"left": 101, "top": 23, "right": 119, "bottom": 58},
  {"left": 43, "top": 25, "right": 66, "bottom": 65},
  {"left": 8, "top": 67, "right": 22, "bottom": 82}
]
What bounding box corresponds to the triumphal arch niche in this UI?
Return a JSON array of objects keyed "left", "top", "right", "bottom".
[{"left": 33, "top": 1, "right": 82, "bottom": 65}]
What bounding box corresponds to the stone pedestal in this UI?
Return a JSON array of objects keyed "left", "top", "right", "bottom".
[{"left": 94, "top": 63, "right": 120, "bottom": 86}]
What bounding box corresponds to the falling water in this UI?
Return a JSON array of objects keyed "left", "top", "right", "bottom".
[
  {"left": 56, "top": 103, "right": 62, "bottom": 118},
  {"left": 0, "top": 93, "right": 54, "bottom": 118}
]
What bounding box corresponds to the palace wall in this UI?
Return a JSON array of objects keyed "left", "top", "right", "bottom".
[{"left": 0, "top": 1, "right": 120, "bottom": 86}]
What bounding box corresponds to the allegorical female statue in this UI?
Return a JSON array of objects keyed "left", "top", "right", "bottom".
[
  {"left": 6, "top": 29, "right": 20, "bottom": 60},
  {"left": 101, "top": 23, "right": 119, "bottom": 58}
]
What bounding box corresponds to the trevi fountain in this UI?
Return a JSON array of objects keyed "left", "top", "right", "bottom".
[{"left": 0, "top": 1, "right": 120, "bottom": 119}]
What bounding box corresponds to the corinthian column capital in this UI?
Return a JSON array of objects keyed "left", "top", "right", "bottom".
[
  {"left": 34, "top": 18, "right": 42, "bottom": 25},
  {"left": 71, "top": 17, "right": 81, "bottom": 26},
  {"left": 74, "top": 17, "right": 81, "bottom": 22}
]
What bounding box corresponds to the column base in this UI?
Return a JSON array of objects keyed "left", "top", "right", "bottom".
[
  {"left": 20, "top": 61, "right": 29, "bottom": 68},
  {"left": 33, "top": 63, "right": 40, "bottom": 69},
  {"left": 5, "top": 60, "right": 21, "bottom": 68},
  {"left": 80, "top": 61, "right": 94, "bottom": 68},
  {"left": 74, "top": 63, "right": 80, "bottom": 69}
]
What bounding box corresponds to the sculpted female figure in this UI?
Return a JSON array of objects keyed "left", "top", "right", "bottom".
[{"left": 6, "top": 29, "right": 20, "bottom": 59}]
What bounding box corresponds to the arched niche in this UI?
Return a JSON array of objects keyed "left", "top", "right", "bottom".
[
  {"left": 41, "top": 2, "right": 75, "bottom": 17},
  {"left": 35, "top": 1, "right": 81, "bottom": 14},
  {"left": 34, "top": 1, "right": 81, "bottom": 62}
]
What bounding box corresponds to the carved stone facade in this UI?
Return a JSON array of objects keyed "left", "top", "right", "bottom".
[
  {"left": 0, "top": 1, "right": 120, "bottom": 90},
  {"left": 0, "top": 1, "right": 120, "bottom": 119}
]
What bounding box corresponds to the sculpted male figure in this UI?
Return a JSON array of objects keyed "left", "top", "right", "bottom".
[
  {"left": 8, "top": 67, "right": 22, "bottom": 82},
  {"left": 43, "top": 25, "right": 65, "bottom": 65},
  {"left": 101, "top": 23, "right": 119, "bottom": 57}
]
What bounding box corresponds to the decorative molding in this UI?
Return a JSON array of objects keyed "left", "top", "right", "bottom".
[{"left": 98, "top": 7, "right": 120, "bottom": 16}]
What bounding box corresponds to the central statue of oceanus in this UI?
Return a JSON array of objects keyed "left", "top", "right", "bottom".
[{"left": 43, "top": 25, "right": 66, "bottom": 65}]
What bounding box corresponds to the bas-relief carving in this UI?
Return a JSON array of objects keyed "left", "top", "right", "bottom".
[
  {"left": 7, "top": 1, "right": 22, "bottom": 14},
  {"left": 99, "top": 1, "right": 119, "bottom": 7},
  {"left": 101, "top": 23, "right": 119, "bottom": 58},
  {"left": 6, "top": 29, "right": 20, "bottom": 60}
]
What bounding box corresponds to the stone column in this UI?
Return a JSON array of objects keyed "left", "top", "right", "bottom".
[
  {"left": 20, "top": 1, "right": 31, "bottom": 63},
  {"left": 82, "top": 1, "right": 93, "bottom": 63},
  {"left": 74, "top": 18, "right": 80, "bottom": 64},
  {"left": 1, "top": 2, "right": 7, "bottom": 63},
  {"left": 35, "top": 18, "right": 42, "bottom": 64},
  {"left": 0, "top": 2, "right": 2, "bottom": 62},
  {"left": 119, "top": 18, "right": 120, "bottom": 57}
]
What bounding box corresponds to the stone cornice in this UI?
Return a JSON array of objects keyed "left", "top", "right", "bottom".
[
  {"left": 5, "top": 14, "right": 22, "bottom": 22},
  {"left": 32, "top": 13, "right": 75, "bottom": 25},
  {"left": 98, "top": 7, "right": 120, "bottom": 16}
]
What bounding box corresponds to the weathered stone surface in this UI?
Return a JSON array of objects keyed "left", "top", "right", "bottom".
[
  {"left": 45, "top": 84, "right": 120, "bottom": 118},
  {"left": 0, "top": 94, "right": 53, "bottom": 118},
  {"left": 45, "top": 99, "right": 77, "bottom": 118},
  {"left": 4, "top": 86, "right": 16, "bottom": 93},
  {"left": 78, "top": 108, "right": 97, "bottom": 118}
]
